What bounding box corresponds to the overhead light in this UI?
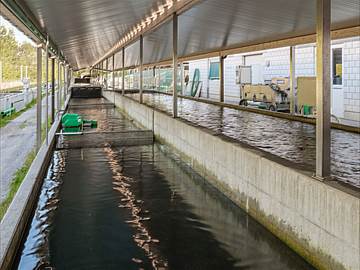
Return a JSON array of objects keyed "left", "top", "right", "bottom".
[
  {"left": 151, "top": 12, "right": 158, "bottom": 20},
  {"left": 166, "top": 0, "right": 173, "bottom": 9},
  {"left": 158, "top": 5, "right": 165, "bottom": 15}
]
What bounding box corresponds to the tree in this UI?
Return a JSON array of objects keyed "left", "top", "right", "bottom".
[{"left": 0, "top": 25, "right": 36, "bottom": 83}]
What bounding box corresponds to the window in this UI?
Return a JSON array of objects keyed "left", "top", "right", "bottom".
[
  {"left": 209, "top": 62, "right": 220, "bottom": 80},
  {"left": 332, "top": 48, "right": 342, "bottom": 85}
]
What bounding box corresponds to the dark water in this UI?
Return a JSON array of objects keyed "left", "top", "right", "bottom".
[
  {"left": 68, "top": 98, "right": 138, "bottom": 132},
  {"left": 127, "top": 93, "right": 360, "bottom": 188},
  {"left": 16, "top": 144, "right": 315, "bottom": 270}
]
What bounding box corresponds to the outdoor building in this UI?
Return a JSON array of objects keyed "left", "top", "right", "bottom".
[{"left": 187, "top": 36, "right": 360, "bottom": 125}]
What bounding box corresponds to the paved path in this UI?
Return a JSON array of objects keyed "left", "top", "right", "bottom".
[{"left": 0, "top": 94, "right": 57, "bottom": 202}]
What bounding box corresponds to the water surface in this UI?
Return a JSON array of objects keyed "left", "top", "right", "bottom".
[
  {"left": 16, "top": 144, "right": 315, "bottom": 270},
  {"left": 127, "top": 92, "right": 360, "bottom": 188}
]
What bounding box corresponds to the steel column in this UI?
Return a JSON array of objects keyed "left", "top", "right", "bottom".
[
  {"left": 122, "top": 47, "right": 125, "bottom": 95},
  {"left": 172, "top": 13, "right": 178, "bottom": 118},
  {"left": 219, "top": 56, "right": 224, "bottom": 102},
  {"left": 101, "top": 61, "right": 103, "bottom": 86},
  {"left": 290, "top": 46, "right": 296, "bottom": 114},
  {"left": 63, "top": 65, "right": 66, "bottom": 102},
  {"left": 36, "top": 46, "right": 42, "bottom": 151},
  {"left": 315, "top": 0, "right": 331, "bottom": 179},
  {"left": 45, "top": 40, "right": 49, "bottom": 145},
  {"left": 57, "top": 59, "right": 61, "bottom": 111},
  {"left": 180, "top": 62, "right": 184, "bottom": 95},
  {"left": 112, "top": 54, "right": 115, "bottom": 90},
  {"left": 140, "top": 35, "right": 144, "bottom": 104},
  {"left": 105, "top": 59, "right": 109, "bottom": 89},
  {"left": 51, "top": 57, "right": 55, "bottom": 124}
]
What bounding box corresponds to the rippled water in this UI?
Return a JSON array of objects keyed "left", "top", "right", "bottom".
[
  {"left": 16, "top": 145, "right": 314, "bottom": 270},
  {"left": 127, "top": 93, "right": 360, "bottom": 188},
  {"left": 15, "top": 100, "right": 314, "bottom": 269},
  {"left": 68, "top": 98, "right": 138, "bottom": 132}
]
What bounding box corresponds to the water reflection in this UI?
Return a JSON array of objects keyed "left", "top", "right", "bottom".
[
  {"left": 16, "top": 144, "right": 315, "bottom": 270},
  {"left": 16, "top": 151, "right": 66, "bottom": 269},
  {"left": 127, "top": 93, "right": 360, "bottom": 188}
]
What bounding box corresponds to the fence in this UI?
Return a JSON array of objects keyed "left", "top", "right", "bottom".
[{"left": 0, "top": 88, "right": 36, "bottom": 112}]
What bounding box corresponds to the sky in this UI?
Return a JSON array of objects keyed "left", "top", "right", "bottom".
[{"left": 0, "top": 15, "right": 34, "bottom": 45}]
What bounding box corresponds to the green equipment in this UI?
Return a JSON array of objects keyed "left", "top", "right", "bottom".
[
  {"left": 302, "top": 105, "right": 313, "bottom": 116},
  {"left": 190, "top": 68, "right": 201, "bottom": 97},
  {"left": 61, "top": 113, "right": 97, "bottom": 133},
  {"left": 1, "top": 106, "right": 16, "bottom": 118}
]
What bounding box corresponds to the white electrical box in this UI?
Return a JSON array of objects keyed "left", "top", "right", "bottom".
[{"left": 236, "top": 65, "right": 252, "bottom": 84}]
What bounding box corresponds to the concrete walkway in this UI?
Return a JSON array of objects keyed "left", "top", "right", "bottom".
[{"left": 0, "top": 94, "right": 56, "bottom": 202}]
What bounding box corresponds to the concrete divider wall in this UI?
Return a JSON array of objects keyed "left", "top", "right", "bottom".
[{"left": 104, "top": 91, "right": 360, "bottom": 270}]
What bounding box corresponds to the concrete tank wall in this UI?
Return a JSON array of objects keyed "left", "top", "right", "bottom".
[{"left": 103, "top": 91, "right": 360, "bottom": 270}]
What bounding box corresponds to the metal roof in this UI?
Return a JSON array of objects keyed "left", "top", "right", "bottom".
[
  {"left": 14, "top": 0, "right": 360, "bottom": 69},
  {"left": 177, "top": 0, "right": 360, "bottom": 57},
  {"left": 143, "top": 19, "right": 172, "bottom": 65},
  {"left": 19, "top": 0, "right": 161, "bottom": 68}
]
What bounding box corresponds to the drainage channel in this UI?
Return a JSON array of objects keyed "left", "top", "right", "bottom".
[{"left": 14, "top": 97, "right": 314, "bottom": 270}]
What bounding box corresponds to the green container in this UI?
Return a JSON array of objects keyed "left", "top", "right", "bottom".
[
  {"left": 303, "top": 105, "right": 312, "bottom": 115},
  {"left": 61, "top": 113, "right": 82, "bottom": 128},
  {"left": 61, "top": 113, "right": 98, "bottom": 133}
]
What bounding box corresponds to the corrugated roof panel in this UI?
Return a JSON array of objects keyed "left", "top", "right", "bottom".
[
  {"left": 178, "top": 0, "right": 359, "bottom": 57},
  {"left": 124, "top": 40, "right": 140, "bottom": 68},
  {"left": 22, "top": 0, "right": 161, "bottom": 69},
  {"left": 114, "top": 50, "right": 123, "bottom": 70},
  {"left": 143, "top": 19, "right": 172, "bottom": 65},
  {"left": 19, "top": 0, "right": 359, "bottom": 69}
]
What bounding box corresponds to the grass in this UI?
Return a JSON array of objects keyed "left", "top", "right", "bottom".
[
  {"left": 0, "top": 98, "right": 37, "bottom": 128},
  {"left": 0, "top": 116, "right": 52, "bottom": 221},
  {"left": 0, "top": 150, "right": 36, "bottom": 220}
]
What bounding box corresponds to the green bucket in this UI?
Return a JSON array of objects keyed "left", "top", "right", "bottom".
[{"left": 303, "top": 105, "right": 312, "bottom": 115}]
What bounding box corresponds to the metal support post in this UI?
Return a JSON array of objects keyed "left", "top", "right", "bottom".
[
  {"left": 122, "top": 47, "right": 125, "bottom": 95},
  {"left": 45, "top": 40, "right": 49, "bottom": 145},
  {"left": 140, "top": 35, "right": 144, "bottom": 104},
  {"left": 180, "top": 62, "right": 184, "bottom": 95},
  {"left": 51, "top": 57, "right": 55, "bottom": 124},
  {"left": 290, "top": 46, "right": 296, "bottom": 114},
  {"left": 106, "top": 58, "right": 109, "bottom": 89},
  {"left": 57, "top": 60, "right": 61, "bottom": 111},
  {"left": 219, "top": 55, "right": 224, "bottom": 102},
  {"left": 36, "top": 46, "right": 42, "bottom": 151},
  {"left": 63, "top": 65, "right": 66, "bottom": 102},
  {"left": 315, "top": 0, "right": 331, "bottom": 179},
  {"left": 158, "top": 67, "right": 161, "bottom": 91},
  {"left": 172, "top": 13, "right": 178, "bottom": 118},
  {"left": 112, "top": 54, "right": 115, "bottom": 90},
  {"left": 112, "top": 54, "right": 115, "bottom": 103}
]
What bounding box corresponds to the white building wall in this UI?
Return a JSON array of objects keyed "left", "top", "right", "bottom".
[
  {"left": 224, "top": 55, "right": 242, "bottom": 103},
  {"left": 263, "top": 48, "right": 290, "bottom": 80},
  {"left": 187, "top": 59, "right": 208, "bottom": 97},
  {"left": 343, "top": 38, "right": 360, "bottom": 122},
  {"left": 295, "top": 46, "right": 316, "bottom": 77},
  {"left": 187, "top": 37, "right": 359, "bottom": 123}
]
